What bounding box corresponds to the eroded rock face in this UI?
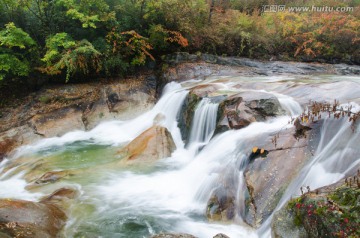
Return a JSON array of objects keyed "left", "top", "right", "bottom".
[
  {"left": 0, "top": 199, "right": 66, "bottom": 238},
  {"left": 117, "top": 126, "right": 176, "bottom": 165},
  {"left": 0, "top": 78, "right": 157, "bottom": 159}
]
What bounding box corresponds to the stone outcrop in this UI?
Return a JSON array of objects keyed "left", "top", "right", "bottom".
[
  {"left": 117, "top": 125, "right": 176, "bottom": 165},
  {"left": 0, "top": 199, "right": 67, "bottom": 238}
]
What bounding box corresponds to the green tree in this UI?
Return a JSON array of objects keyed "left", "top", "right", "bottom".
[
  {"left": 41, "top": 32, "right": 101, "bottom": 82},
  {"left": 58, "top": 0, "right": 115, "bottom": 28},
  {"left": 0, "top": 22, "right": 36, "bottom": 80}
]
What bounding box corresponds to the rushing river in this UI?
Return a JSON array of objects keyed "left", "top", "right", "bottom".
[{"left": 1, "top": 75, "right": 359, "bottom": 238}]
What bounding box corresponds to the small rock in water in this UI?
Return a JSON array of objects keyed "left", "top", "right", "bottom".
[
  {"left": 153, "top": 113, "right": 166, "bottom": 126},
  {"left": 213, "top": 233, "right": 230, "bottom": 238},
  {"left": 40, "top": 187, "right": 78, "bottom": 203},
  {"left": 35, "top": 170, "right": 69, "bottom": 184}
]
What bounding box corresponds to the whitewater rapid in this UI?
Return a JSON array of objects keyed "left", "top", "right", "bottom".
[{"left": 0, "top": 75, "right": 359, "bottom": 238}]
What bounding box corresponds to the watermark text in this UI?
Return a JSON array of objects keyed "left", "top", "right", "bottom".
[{"left": 262, "top": 5, "right": 354, "bottom": 13}]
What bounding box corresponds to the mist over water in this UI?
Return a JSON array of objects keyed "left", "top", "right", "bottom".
[{"left": 1, "top": 75, "right": 359, "bottom": 238}]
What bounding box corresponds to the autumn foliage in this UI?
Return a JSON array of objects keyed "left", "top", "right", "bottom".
[{"left": 0, "top": 0, "right": 359, "bottom": 82}]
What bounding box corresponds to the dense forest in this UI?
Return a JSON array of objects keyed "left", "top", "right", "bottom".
[{"left": 0, "top": 0, "right": 359, "bottom": 84}]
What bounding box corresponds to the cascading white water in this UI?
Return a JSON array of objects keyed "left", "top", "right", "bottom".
[
  {"left": 0, "top": 82, "right": 189, "bottom": 201},
  {"left": 258, "top": 114, "right": 360, "bottom": 237},
  {"left": 11, "top": 82, "right": 188, "bottom": 159},
  {"left": 187, "top": 98, "right": 219, "bottom": 155},
  {"left": 1, "top": 75, "right": 359, "bottom": 238}
]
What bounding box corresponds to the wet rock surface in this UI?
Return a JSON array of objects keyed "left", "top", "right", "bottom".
[
  {"left": 0, "top": 199, "right": 67, "bottom": 238},
  {"left": 178, "top": 83, "right": 286, "bottom": 144},
  {"left": 206, "top": 189, "right": 236, "bottom": 222},
  {"left": 215, "top": 92, "right": 285, "bottom": 135},
  {"left": 34, "top": 171, "right": 72, "bottom": 185},
  {"left": 243, "top": 126, "right": 314, "bottom": 227},
  {"left": 117, "top": 125, "right": 176, "bottom": 165},
  {"left": 40, "top": 187, "right": 78, "bottom": 204}
]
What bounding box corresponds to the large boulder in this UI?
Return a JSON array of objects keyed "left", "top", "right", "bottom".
[
  {"left": 215, "top": 92, "right": 285, "bottom": 135},
  {"left": 243, "top": 121, "right": 320, "bottom": 228},
  {"left": 117, "top": 126, "right": 176, "bottom": 165},
  {"left": 0, "top": 199, "right": 66, "bottom": 238}
]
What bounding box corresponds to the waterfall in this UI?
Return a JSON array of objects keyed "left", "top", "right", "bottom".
[
  {"left": 258, "top": 116, "right": 360, "bottom": 237},
  {"left": 188, "top": 98, "right": 219, "bottom": 151},
  {"left": 1, "top": 75, "right": 359, "bottom": 238}
]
